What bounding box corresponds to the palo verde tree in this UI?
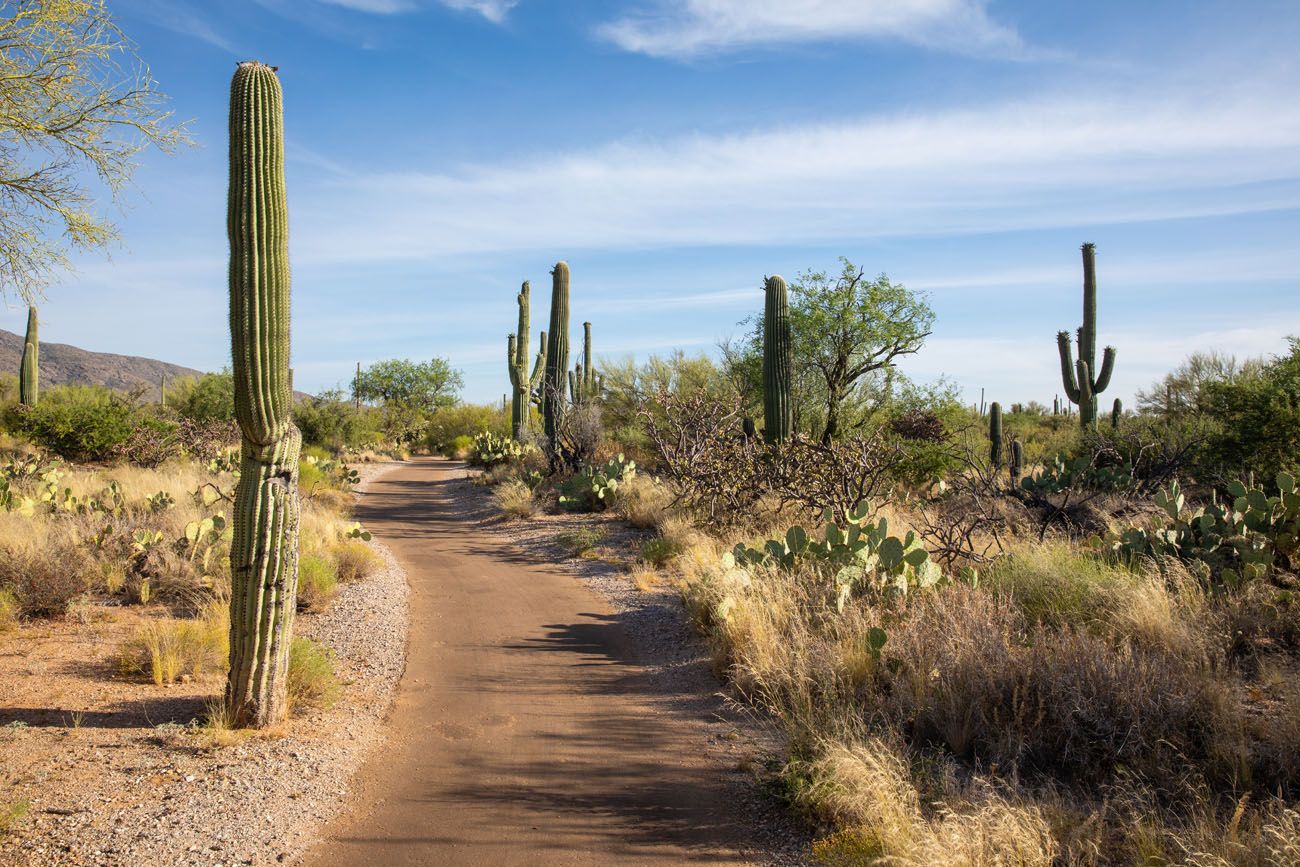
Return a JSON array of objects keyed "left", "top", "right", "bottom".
[
  {"left": 792, "top": 258, "right": 934, "bottom": 443},
  {"left": 0, "top": 0, "right": 187, "bottom": 301}
]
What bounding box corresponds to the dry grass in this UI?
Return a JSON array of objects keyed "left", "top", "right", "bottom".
[
  {"left": 612, "top": 474, "right": 674, "bottom": 529},
  {"left": 116, "top": 601, "right": 228, "bottom": 685},
  {"left": 0, "top": 587, "right": 20, "bottom": 631},
  {"left": 493, "top": 479, "right": 536, "bottom": 519},
  {"left": 331, "top": 539, "right": 381, "bottom": 583},
  {"left": 287, "top": 637, "right": 340, "bottom": 714},
  {"left": 676, "top": 529, "right": 1300, "bottom": 865},
  {"left": 297, "top": 552, "right": 338, "bottom": 611}
]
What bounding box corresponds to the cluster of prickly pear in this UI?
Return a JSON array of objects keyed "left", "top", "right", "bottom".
[
  {"left": 568, "top": 321, "right": 602, "bottom": 404},
  {"left": 1102, "top": 473, "right": 1299, "bottom": 585},
  {"left": 558, "top": 453, "right": 636, "bottom": 512},
  {"left": 728, "top": 503, "right": 940, "bottom": 609},
  {"left": 224, "top": 61, "right": 300, "bottom": 729},
  {"left": 469, "top": 431, "right": 527, "bottom": 468},
  {"left": 762, "top": 275, "right": 792, "bottom": 443},
  {"left": 19, "top": 306, "right": 37, "bottom": 406},
  {"left": 988, "top": 402, "right": 1003, "bottom": 469},
  {"left": 506, "top": 281, "right": 547, "bottom": 440},
  {"left": 1057, "top": 243, "right": 1117, "bottom": 429},
  {"left": 1021, "top": 454, "right": 1135, "bottom": 496}
]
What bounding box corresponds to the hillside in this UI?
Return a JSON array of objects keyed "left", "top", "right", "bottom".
[{"left": 0, "top": 328, "right": 207, "bottom": 401}]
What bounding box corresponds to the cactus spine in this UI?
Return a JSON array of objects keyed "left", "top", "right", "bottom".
[
  {"left": 1111, "top": 397, "right": 1123, "bottom": 430},
  {"left": 1057, "top": 243, "right": 1117, "bottom": 429},
  {"left": 507, "top": 281, "right": 546, "bottom": 440},
  {"left": 19, "top": 306, "right": 37, "bottom": 406},
  {"left": 989, "top": 401, "right": 1003, "bottom": 469},
  {"left": 225, "top": 61, "right": 300, "bottom": 729},
  {"left": 542, "top": 262, "right": 570, "bottom": 445},
  {"left": 762, "top": 275, "right": 792, "bottom": 443}
]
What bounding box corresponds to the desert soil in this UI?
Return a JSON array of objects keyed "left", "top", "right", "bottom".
[
  {"left": 303, "top": 457, "right": 808, "bottom": 866},
  {"left": 0, "top": 461, "right": 409, "bottom": 867}
]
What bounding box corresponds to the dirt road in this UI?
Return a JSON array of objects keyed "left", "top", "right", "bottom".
[{"left": 303, "top": 458, "right": 762, "bottom": 866}]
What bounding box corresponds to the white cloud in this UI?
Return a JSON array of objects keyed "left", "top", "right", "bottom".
[
  {"left": 597, "top": 0, "right": 1030, "bottom": 59},
  {"left": 316, "top": 0, "right": 517, "bottom": 21},
  {"left": 289, "top": 84, "right": 1300, "bottom": 267}
]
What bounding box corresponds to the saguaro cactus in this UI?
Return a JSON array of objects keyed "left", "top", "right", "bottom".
[
  {"left": 1009, "top": 438, "right": 1023, "bottom": 485},
  {"left": 543, "top": 262, "right": 570, "bottom": 444},
  {"left": 989, "top": 401, "right": 1004, "bottom": 469},
  {"left": 225, "top": 61, "right": 300, "bottom": 729},
  {"left": 1057, "top": 243, "right": 1117, "bottom": 429},
  {"left": 19, "top": 306, "right": 37, "bottom": 406},
  {"left": 507, "top": 281, "right": 546, "bottom": 440},
  {"left": 1111, "top": 397, "right": 1123, "bottom": 430},
  {"left": 569, "top": 321, "right": 601, "bottom": 404},
  {"left": 762, "top": 275, "right": 792, "bottom": 443}
]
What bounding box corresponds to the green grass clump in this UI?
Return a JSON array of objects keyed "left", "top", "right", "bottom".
[
  {"left": 0, "top": 587, "right": 19, "bottom": 632},
  {"left": 0, "top": 798, "right": 31, "bottom": 836},
  {"left": 640, "top": 536, "right": 683, "bottom": 567},
  {"left": 297, "top": 552, "right": 338, "bottom": 611},
  {"left": 287, "top": 637, "right": 340, "bottom": 714},
  {"left": 555, "top": 526, "right": 605, "bottom": 558}
]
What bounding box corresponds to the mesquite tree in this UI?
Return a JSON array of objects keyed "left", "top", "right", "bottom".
[{"left": 225, "top": 61, "right": 300, "bottom": 729}]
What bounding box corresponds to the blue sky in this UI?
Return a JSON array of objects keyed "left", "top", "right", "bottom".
[{"left": 4, "top": 0, "right": 1300, "bottom": 406}]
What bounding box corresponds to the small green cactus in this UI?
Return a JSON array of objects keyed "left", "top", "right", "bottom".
[
  {"left": 18, "top": 306, "right": 37, "bottom": 407},
  {"left": 225, "top": 61, "right": 300, "bottom": 729},
  {"left": 569, "top": 321, "right": 601, "bottom": 404},
  {"left": 1111, "top": 397, "right": 1122, "bottom": 430},
  {"left": 1009, "top": 438, "right": 1023, "bottom": 485},
  {"left": 762, "top": 275, "right": 792, "bottom": 443}
]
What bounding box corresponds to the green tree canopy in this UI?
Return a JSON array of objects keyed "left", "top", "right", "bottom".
[
  {"left": 354, "top": 358, "right": 463, "bottom": 415},
  {"left": 0, "top": 0, "right": 188, "bottom": 301}
]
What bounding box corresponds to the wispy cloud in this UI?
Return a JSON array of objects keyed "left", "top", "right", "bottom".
[
  {"left": 289, "top": 83, "right": 1300, "bottom": 266},
  {"left": 128, "top": 0, "right": 234, "bottom": 51},
  {"left": 597, "top": 0, "right": 1032, "bottom": 60},
  {"left": 316, "top": 0, "right": 518, "bottom": 21}
]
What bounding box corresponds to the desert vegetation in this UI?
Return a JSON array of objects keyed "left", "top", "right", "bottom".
[{"left": 464, "top": 247, "right": 1300, "bottom": 866}]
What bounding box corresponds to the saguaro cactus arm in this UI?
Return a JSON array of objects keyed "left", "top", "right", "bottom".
[
  {"left": 989, "top": 401, "right": 1003, "bottom": 469},
  {"left": 530, "top": 332, "right": 547, "bottom": 391},
  {"left": 225, "top": 60, "right": 299, "bottom": 729},
  {"left": 1056, "top": 331, "right": 1081, "bottom": 404},
  {"left": 1094, "top": 346, "right": 1117, "bottom": 393}
]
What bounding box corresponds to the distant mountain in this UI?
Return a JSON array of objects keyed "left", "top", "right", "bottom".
[{"left": 0, "top": 329, "right": 207, "bottom": 402}]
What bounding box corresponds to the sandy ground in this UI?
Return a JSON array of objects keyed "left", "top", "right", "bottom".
[
  {"left": 302, "top": 457, "right": 810, "bottom": 866},
  {"left": 0, "top": 461, "right": 409, "bottom": 867}
]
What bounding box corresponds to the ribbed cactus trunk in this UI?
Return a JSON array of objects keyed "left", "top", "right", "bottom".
[
  {"left": 18, "top": 306, "right": 37, "bottom": 407},
  {"left": 543, "top": 262, "right": 570, "bottom": 446},
  {"left": 507, "top": 281, "right": 546, "bottom": 441},
  {"left": 1057, "top": 243, "right": 1117, "bottom": 430},
  {"left": 1009, "top": 438, "right": 1023, "bottom": 485},
  {"left": 570, "top": 321, "right": 600, "bottom": 404},
  {"left": 225, "top": 61, "right": 300, "bottom": 730},
  {"left": 989, "top": 401, "right": 1003, "bottom": 469},
  {"left": 762, "top": 276, "right": 792, "bottom": 444},
  {"left": 1111, "top": 397, "right": 1123, "bottom": 430}
]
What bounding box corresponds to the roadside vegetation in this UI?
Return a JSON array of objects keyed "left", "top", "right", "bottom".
[{"left": 468, "top": 255, "right": 1300, "bottom": 866}]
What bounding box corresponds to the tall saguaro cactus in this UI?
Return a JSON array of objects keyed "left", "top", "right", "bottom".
[
  {"left": 225, "top": 61, "right": 300, "bottom": 729},
  {"left": 1057, "top": 243, "right": 1117, "bottom": 429},
  {"left": 507, "top": 281, "right": 546, "bottom": 440},
  {"left": 763, "top": 275, "right": 792, "bottom": 443},
  {"left": 569, "top": 321, "right": 601, "bottom": 404},
  {"left": 18, "top": 306, "right": 37, "bottom": 407},
  {"left": 989, "top": 401, "right": 1004, "bottom": 469},
  {"left": 543, "top": 261, "right": 570, "bottom": 444}
]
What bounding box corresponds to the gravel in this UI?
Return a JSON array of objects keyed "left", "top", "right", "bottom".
[{"left": 0, "top": 462, "right": 410, "bottom": 867}]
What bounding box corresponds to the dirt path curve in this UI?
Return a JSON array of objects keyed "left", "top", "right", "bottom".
[{"left": 303, "top": 457, "right": 760, "bottom": 866}]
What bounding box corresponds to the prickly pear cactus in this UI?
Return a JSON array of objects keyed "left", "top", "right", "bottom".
[
  {"left": 224, "top": 61, "right": 301, "bottom": 729},
  {"left": 763, "top": 275, "right": 792, "bottom": 443},
  {"left": 19, "top": 306, "right": 37, "bottom": 406}
]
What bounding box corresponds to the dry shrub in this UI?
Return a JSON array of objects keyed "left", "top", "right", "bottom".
[
  {"left": 613, "top": 474, "right": 674, "bottom": 529},
  {"left": 0, "top": 587, "right": 19, "bottom": 631},
  {"left": 297, "top": 552, "right": 338, "bottom": 611},
  {"left": 0, "top": 537, "right": 93, "bottom": 617},
  {"left": 331, "top": 539, "right": 380, "bottom": 583},
  {"left": 493, "top": 479, "right": 535, "bottom": 519}
]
